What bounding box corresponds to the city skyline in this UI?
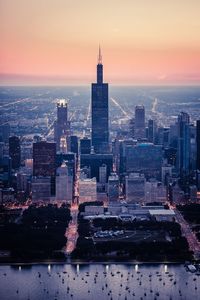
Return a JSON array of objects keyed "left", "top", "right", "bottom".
[{"left": 1, "top": 0, "right": 200, "bottom": 85}]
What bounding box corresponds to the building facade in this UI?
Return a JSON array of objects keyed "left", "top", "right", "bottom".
[{"left": 91, "top": 47, "right": 109, "bottom": 153}]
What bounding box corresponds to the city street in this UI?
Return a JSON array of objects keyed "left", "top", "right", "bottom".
[
  {"left": 175, "top": 208, "right": 200, "bottom": 259},
  {"left": 65, "top": 203, "right": 78, "bottom": 255}
]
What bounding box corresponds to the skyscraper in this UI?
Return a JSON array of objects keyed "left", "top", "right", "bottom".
[
  {"left": 33, "top": 141, "right": 56, "bottom": 177},
  {"left": 9, "top": 136, "right": 21, "bottom": 169},
  {"left": 0, "top": 123, "right": 10, "bottom": 143},
  {"left": 91, "top": 47, "right": 109, "bottom": 153},
  {"left": 176, "top": 112, "right": 190, "bottom": 175},
  {"left": 33, "top": 141, "right": 56, "bottom": 196},
  {"left": 148, "top": 119, "right": 155, "bottom": 143},
  {"left": 134, "top": 105, "right": 145, "bottom": 139},
  {"left": 69, "top": 135, "right": 79, "bottom": 157},
  {"left": 56, "top": 162, "right": 73, "bottom": 203},
  {"left": 54, "top": 99, "right": 70, "bottom": 151},
  {"left": 196, "top": 120, "right": 200, "bottom": 171},
  {"left": 80, "top": 137, "right": 91, "bottom": 154}
]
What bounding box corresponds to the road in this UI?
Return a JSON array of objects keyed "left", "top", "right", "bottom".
[
  {"left": 0, "top": 97, "right": 31, "bottom": 108},
  {"left": 110, "top": 97, "right": 131, "bottom": 118},
  {"left": 65, "top": 156, "right": 80, "bottom": 255},
  {"left": 175, "top": 208, "right": 200, "bottom": 260},
  {"left": 65, "top": 203, "right": 79, "bottom": 255}
]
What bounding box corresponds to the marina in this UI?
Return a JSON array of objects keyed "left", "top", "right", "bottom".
[{"left": 0, "top": 263, "right": 200, "bottom": 300}]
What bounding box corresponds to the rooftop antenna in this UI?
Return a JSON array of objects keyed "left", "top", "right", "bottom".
[{"left": 98, "top": 44, "right": 102, "bottom": 64}]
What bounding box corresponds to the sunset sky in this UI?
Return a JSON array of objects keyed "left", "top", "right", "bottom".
[{"left": 0, "top": 0, "right": 200, "bottom": 85}]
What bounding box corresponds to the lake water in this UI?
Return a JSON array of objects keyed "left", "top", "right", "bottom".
[{"left": 0, "top": 263, "right": 199, "bottom": 300}]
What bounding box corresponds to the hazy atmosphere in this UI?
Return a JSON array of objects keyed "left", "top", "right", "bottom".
[{"left": 1, "top": 0, "right": 200, "bottom": 85}]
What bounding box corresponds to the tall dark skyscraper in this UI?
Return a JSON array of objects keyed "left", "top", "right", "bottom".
[
  {"left": 54, "top": 99, "right": 70, "bottom": 151},
  {"left": 33, "top": 141, "right": 56, "bottom": 195},
  {"left": 69, "top": 135, "right": 79, "bottom": 157},
  {"left": 177, "top": 112, "right": 190, "bottom": 175},
  {"left": 33, "top": 141, "right": 56, "bottom": 177},
  {"left": 80, "top": 137, "right": 91, "bottom": 154},
  {"left": 9, "top": 136, "right": 21, "bottom": 169},
  {"left": 134, "top": 105, "right": 145, "bottom": 139},
  {"left": 197, "top": 120, "right": 200, "bottom": 170},
  {"left": 91, "top": 47, "right": 109, "bottom": 153},
  {"left": 148, "top": 119, "right": 155, "bottom": 143}
]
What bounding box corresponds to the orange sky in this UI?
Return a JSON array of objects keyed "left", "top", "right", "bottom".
[{"left": 0, "top": 0, "right": 200, "bottom": 85}]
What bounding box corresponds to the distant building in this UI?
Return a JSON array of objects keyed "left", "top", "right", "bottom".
[
  {"left": 162, "top": 164, "right": 173, "bottom": 185},
  {"left": 17, "top": 172, "right": 28, "bottom": 192},
  {"left": 33, "top": 141, "right": 56, "bottom": 177},
  {"left": 9, "top": 136, "right": 21, "bottom": 169},
  {"left": 0, "top": 188, "right": 15, "bottom": 203},
  {"left": 56, "top": 152, "right": 76, "bottom": 180},
  {"left": 60, "top": 135, "right": 67, "bottom": 154},
  {"left": 80, "top": 137, "right": 91, "bottom": 154},
  {"left": 197, "top": 120, "right": 200, "bottom": 170},
  {"left": 125, "top": 143, "right": 163, "bottom": 178},
  {"left": 0, "top": 123, "right": 10, "bottom": 143},
  {"left": 171, "top": 183, "right": 185, "bottom": 204},
  {"left": 108, "top": 173, "right": 120, "bottom": 202},
  {"left": 32, "top": 177, "right": 51, "bottom": 202},
  {"left": 0, "top": 142, "right": 4, "bottom": 159},
  {"left": 91, "top": 47, "right": 109, "bottom": 153},
  {"left": 134, "top": 105, "right": 145, "bottom": 139},
  {"left": 79, "top": 177, "right": 97, "bottom": 203},
  {"left": 149, "top": 209, "right": 175, "bottom": 222},
  {"left": 54, "top": 99, "right": 70, "bottom": 151},
  {"left": 99, "top": 164, "right": 107, "bottom": 184},
  {"left": 148, "top": 119, "right": 155, "bottom": 143},
  {"left": 33, "top": 141, "right": 56, "bottom": 195},
  {"left": 80, "top": 166, "right": 91, "bottom": 179},
  {"left": 0, "top": 155, "right": 12, "bottom": 188},
  {"left": 69, "top": 135, "right": 79, "bottom": 157},
  {"left": 189, "top": 185, "right": 197, "bottom": 202},
  {"left": 176, "top": 112, "right": 190, "bottom": 175},
  {"left": 125, "top": 173, "right": 146, "bottom": 203},
  {"left": 145, "top": 179, "right": 166, "bottom": 203},
  {"left": 80, "top": 153, "right": 113, "bottom": 182},
  {"left": 56, "top": 162, "right": 73, "bottom": 203}
]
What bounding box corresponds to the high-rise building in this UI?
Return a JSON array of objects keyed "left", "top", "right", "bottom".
[
  {"left": 108, "top": 173, "right": 120, "bottom": 202},
  {"left": 197, "top": 120, "right": 200, "bottom": 170},
  {"left": 56, "top": 162, "right": 73, "bottom": 203},
  {"left": 32, "top": 177, "right": 51, "bottom": 202},
  {"left": 148, "top": 119, "right": 155, "bottom": 143},
  {"left": 80, "top": 137, "right": 91, "bottom": 154},
  {"left": 0, "top": 124, "right": 10, "bottom": 143},
  {"left": 33, "top": 141, "right": 56, "bottom": 196},
  {"left": 54, "top": 99, "right": 70, "bottom": 151},
  {"left": 56, "top": 152, "right": 76, "bottom": 180},
  {"left": 145, "top": 179, "right": 166, "bottom": 203},
  {"left": 134, "top": 105, "right": 145, "bottom": 139},
  {"left": 0, "top": 155, "right": 12, "bottom": 188},
  {"left": 0, "top": 142, "right": 4, "bottom": 159},
  {"left": 125, "top": 143, "right": 163, "bottom": 178},
  {"left": 79, "top": 177, "right": 97, "bottom": 203},
  {"left": 9, "top": 136, "right": 21, "bottom": 169},
  {"left": 99, "top": 164, "right": 107, "bottom": 184},
  {"left": 69, "top": 135, "right": 79, "bottom": 157},
  {"left": 176, "top": 112, "right": 190, "bottom": 175},
  {"left": 125, "top": 173, "right": 146, "bottom": 203},
  {"left": 91, "top": 47, "right": 109, "bottom": 153},
  {"left": 80, "top": 153, "right": 113, "bottom": 182},
  {"left": 33, "top": 141, "right": 56, "bottom": 177}
]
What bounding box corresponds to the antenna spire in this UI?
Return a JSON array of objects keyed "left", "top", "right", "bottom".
[{"left": 98, "top": 45, "right": 102, "bottom": 64}]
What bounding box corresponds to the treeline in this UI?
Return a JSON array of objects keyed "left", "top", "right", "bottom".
[{"left": 0, "top": 204, "right": 71, "bottom": 261}]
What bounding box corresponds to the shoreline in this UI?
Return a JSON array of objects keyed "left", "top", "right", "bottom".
[{"left": 0, "top": 260, "right": 195, "bottom": 266}]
